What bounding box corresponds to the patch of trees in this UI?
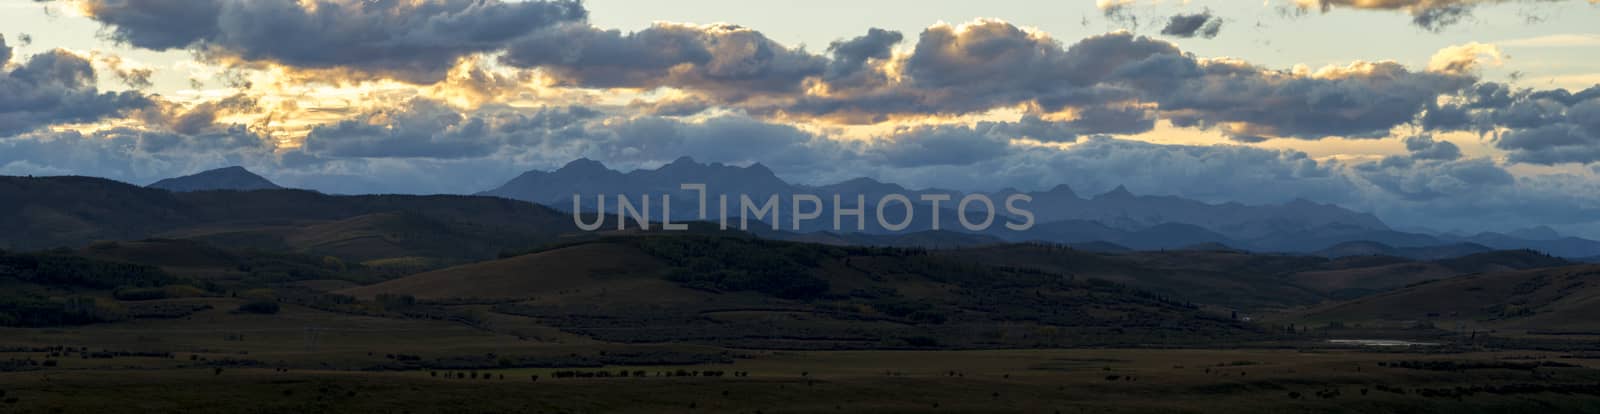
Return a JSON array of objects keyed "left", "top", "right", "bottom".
[
  {"left": 0, "top": 296, "right": 126, "bottom": 327},
  {"left": 547, "top": 369, "right": 740, "bottom": 378},
  {"left": 1378, "top": 360, "right": 1578, "bottom": 371},
  {"left": 112, "top": 285, "right": 206, "bottom": 301},
  {"left": 125, "top": 302, "right": 212, "bottom": 319},
  {"left": 0, "top": 359, "right": 42, "bottom": 373},
  {"left": 423, "top": 349, "right": 733, "bottom": 370},
  {"left": 0, "top": 251, "right": 176, "bottom": 289},
  {"left": 76, "top": 350, "right": 174, "bottom": 359},
  {"left": 1388, "top": 383, "right": 1600, "bottom": 399},
  {"left": 201, "top": 357, "right": 263, "bottom": 367},
  {"left": 632, "top": 236, "right": 835, "bottom": 299}
]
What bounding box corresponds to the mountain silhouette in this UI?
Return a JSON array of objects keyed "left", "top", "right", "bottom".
[
  {"left": 148, "top": 166, "right": 283, "bottom": 192},
  {"left": 480, "top": 158, "right": 1446, "bottom": 253}
]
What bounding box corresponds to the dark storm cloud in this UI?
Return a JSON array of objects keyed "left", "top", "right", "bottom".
[
  {"left": 75, "top": 0, "right": 587, "bottom": 83},
  {"left": 1160, "top": 12, "right": 1223, "bottom": 39},
  {"left": 502, "top": 22, "right": 829, "bottom": 101},
  {"left": 1425, "top": 83, "right": 1600, "bottom": 165},
  {"left": 0, "top": 49, "right": 152, "bottom": 135}
]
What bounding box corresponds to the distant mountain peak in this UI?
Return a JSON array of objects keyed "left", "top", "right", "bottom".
[
  {"left": 148, "top": 166, "right": 282, "bottom": 192},
  {"left": 558, "top": 158, "right": 609, "bottom": 174},
  {"left": 821, "top": 177, "right": 909, "bottom": 194},
  {"left": 1508, "top": 225, "right": 1562, "bottom": 241},
  {"left": 840, "top": 177, "right": 883, "bottom": 185},
  {"left": 744, "top": 162, "right": 776, "bottom": 176},
  {"left": 1098, "top": 185, "right": 1135, "bottom": 199},
  {"left": 1045, "top": 184, "right": 1079, "bottom": 198}
]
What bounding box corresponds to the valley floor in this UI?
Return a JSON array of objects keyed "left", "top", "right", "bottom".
[{"left": 2, "top": 347, "right": 1598, "bottom": 413}]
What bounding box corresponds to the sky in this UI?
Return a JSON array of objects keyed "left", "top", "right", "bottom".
[{"left": 1, "top": 0, "right": 1599, "bottom": 236}]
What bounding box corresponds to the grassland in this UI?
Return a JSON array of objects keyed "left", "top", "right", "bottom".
[{"left": 4, "top": 334, "right": 1599, "bottom": 413}]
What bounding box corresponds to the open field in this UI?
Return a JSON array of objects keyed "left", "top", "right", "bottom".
[{"left": 3, "top": 345, "right": 1599, "bottom": 413}]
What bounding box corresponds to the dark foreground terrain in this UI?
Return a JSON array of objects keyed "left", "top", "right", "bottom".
[{"left": 4, "top": 180, "right": 1600, "bottom": 412}]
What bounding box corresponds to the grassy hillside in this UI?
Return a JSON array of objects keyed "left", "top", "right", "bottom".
[
  {"left": 342, "top": 242, "right": 686, "bottom": 302},
  {"left": 1293, "top": 264, "right": 1600, "bottom": 332},
  {"left": 350, "top": 235, "right": 1255, "bottom": 349},
  {"left": 942, "top": 244, "right": 1574, "bottom": 311},
  {"left": 0, "top": 176, "right": 575, "bottom": 263}
]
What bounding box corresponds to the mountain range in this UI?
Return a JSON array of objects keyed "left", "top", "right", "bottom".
[
  {"left": 478, "top": 158, "right": 1600, "bottom": 258},
  {"left": 16, "top": 160, "right": 1599, "bottom": 259}
]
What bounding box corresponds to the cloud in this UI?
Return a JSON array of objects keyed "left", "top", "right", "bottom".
[
  {"left": 1288, "top": 0, "right": 1593, "bottom": 31},
  {"left": 76, "top": 0, "right": 587, "bottom": 83},
  {"left": 92, "top": 52, "right": 155, "bottom": 88},
  {"left": 824, "top": 28, "right": 904, "bottom": 87},
  {"left": 1160, "top": 12, "right": 1224, "bottom": 39},
  {"left": 985, "top": 136, "right": 1356, "bottom": 204},
  {"left": 1497, "top": 33, "right": 1600, "bottom": 48},
  {"left": 1403, "top": 134, "right": 1464, "bottom": 160},
  {"left": 1147, "top": 59, "right": 1476, "bottom": 140},
  {"left": 503, "top": 22, "right": 828, "bottom": 101},
  {"left": 1425, "top": 83, "right": 1600, "bottom": 165},
  {"left": 64, "top": 5, "right": 1486, "bottom": 144},
  {"left": 0, "top": 49, "right": 152, "bottom": 135},
  {"left": 1355, "top": 156, "right": 1513, "bottom": 200},
  {"left": 302, "top": 99, "right": 599, "bottom": 159},
  {"left": 764, "top": 25, "right": 1167, "bottom": 121},
  {"left": 0, "top": 34, "right": 11, "bottom": 66},
  {"left": 0, "top": 124, "right": 273, "bottom": 185},
  {"left": 753, "top": 23, "right": 1473, "bottom": 140},
  {"left": 1427, "top": 42, "right": 1504, "bottom": 74},
  {"left": 869, "top": 124, "right": 1017, "bottom": 168}
]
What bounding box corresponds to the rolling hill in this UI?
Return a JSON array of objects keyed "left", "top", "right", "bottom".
[
  {"left": 0, "top": 176, "right": 575, "bottom": 262},
  {"left": 1313, "top": 241, "right": 1494, "bottom": 260},
  {"left": 1294, "top": 264, "right": 1600, "bottom": 332},
  {"left": 342, "top": 242, "right": 686, "bottom": 302},
  {"left": 941, "top": 244, "right": 1574, "bottom": 311},
  {"left": 345, "top": 235, "right": 1256, "bottom": 349},
  {"left": 147, "top": 166, "right": 283, "bottom": 192}
]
